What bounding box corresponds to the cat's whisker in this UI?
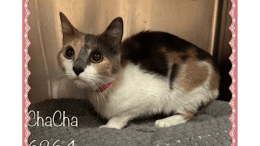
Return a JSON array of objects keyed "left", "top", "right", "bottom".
[
  {"left": 92, "top": 80, "right": 107, "bottom": 112},
  {"left": 49, "top": 74, "right": 72, "bottom": 82},
  {"left": 49, "top": 74, "right": 66, "bottom": 81},
  {"left": 93, "top": 81, "right": 109, "bottom": 109},
  {"left": 80, "top": 74, "right": 115, "bottom": 82},
  {"left": 98, "top": 92, "right": 108, "bottom": 115},
  {"left": 98, "top": 90, "right": 111, "bottom": 109}
]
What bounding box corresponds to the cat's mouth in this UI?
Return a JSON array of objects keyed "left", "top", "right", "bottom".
[
  {"left": 72, "top": 77, "right": 112, "bottom": 92},
  {"left": 73, "top": 78, "right": 84, "bottom": 83},
  {"left": 73, "top": 78, "right": 89, "bottom": 88}
]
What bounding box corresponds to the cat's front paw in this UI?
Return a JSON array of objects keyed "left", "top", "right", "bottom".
[
  {"left": 99, "top": 124, "right": 122, "bottom": 129},
  {"left": 99, "top": 116, "right": 129, "bottom": 129},
  {"left": 155, "top": 119, "right": 171, "bottom": 128},
  {"left": 155, "top": 115, "right": 187, "bottom": 128}
]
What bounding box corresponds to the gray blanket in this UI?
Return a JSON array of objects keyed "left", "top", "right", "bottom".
[{"left": 28, "top": 99, "right": 231, "bottom": 146}]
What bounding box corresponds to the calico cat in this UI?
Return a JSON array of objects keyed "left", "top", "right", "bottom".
[{"left": 58, "top": 12, "right": 220, "bottom": 129}]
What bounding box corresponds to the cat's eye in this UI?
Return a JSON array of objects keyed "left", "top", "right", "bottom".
[
  {"left": 91, "top": 51, "right": 103, "bottom": 63},
  {"left": 64, "top": 47, "right": 75, "bottom": 59}
]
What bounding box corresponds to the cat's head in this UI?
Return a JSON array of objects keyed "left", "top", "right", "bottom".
[{"left": 58, "top": 12, "right": 123, "bottom": 90}]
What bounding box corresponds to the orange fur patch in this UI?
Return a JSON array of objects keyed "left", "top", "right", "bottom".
[
  {"left": 180, "top": 110, "right": 196, "bottom": 121},
  {"left": 96, "top": 54, "right": 121, "bottom": 77},
  {"left": 177, "top": 62, "right": 209, "bottom": 93},
  {"left": 164, "top": 52, "right": 184, "bottom": 65},
  {"left": 160, "top": 47, "right": 198, "bottom": 67},
  {"left": 209, "top": 71, "right": 220, "bottom": 91},
  {"left": 187, "top": 47, "right": 200, "bottom": 59},
  {"left": 95, "top": 58, "right": 114, "bottom": 77},
  {"left": 160, "top": 47, "right": 184, "bottom": 65}
]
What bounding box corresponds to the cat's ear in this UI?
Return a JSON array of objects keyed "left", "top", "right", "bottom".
[
  {"left": 60, "top": 12, "right": 77, "bottom": 44},
  {"left": 103, "top": 17, "right": 123, "bottom": 46}
]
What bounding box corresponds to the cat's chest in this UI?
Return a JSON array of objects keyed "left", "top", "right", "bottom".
[
  {"left": 102, "top": 63, "right": 171, "bottom": 116},
  {"left": 113, "top": 63, "right": 168, "bottom": 96}
]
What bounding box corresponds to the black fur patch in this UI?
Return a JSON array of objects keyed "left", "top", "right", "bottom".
[
  {"left": 180, "top": 54, "right": 189, "bottom": 61},
  {"left": 120, "top": 31, "right": 193, "bottom": 76},
  {"left": 85, "top": 34, "right": 96, "bottom": 43},
  {"left": 169, "top": 64, "right": 179, "bottom": 90},
  {"left": 195, "top": 47, "right": 212, "bottom": 61},
  {"left": 195, "top": 47, "right": 219, "bottom": 73}
]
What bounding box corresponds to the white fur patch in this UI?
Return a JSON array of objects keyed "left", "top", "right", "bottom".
[
  {"left": 155, "top": 115, "right": 187, "bottom": 128},
  {"left": 98, "top": 62, "right": 218, "bottom": 128}
]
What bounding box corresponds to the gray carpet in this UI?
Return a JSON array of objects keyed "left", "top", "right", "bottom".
[{"left": 28, "top": 99, "right": 231, "bottom": 146}]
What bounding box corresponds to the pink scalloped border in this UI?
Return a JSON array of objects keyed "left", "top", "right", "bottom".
[
  {"left": 22, "top": 0, "right": 238, "bottom": 145},
  {"left": 23, "top": 0, "right": 31, "bottom": 145},
  {"left": 228, "top": 0, "right": 238, "bottom": 146}
]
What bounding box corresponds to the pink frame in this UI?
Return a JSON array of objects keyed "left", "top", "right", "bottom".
[
  {"left": 22, "top": 0, "right": 31, "bottom": 145},
  {"left": 228, "top": 0, "right": 238, "bottom": 145},
  {"left": 22, "top": 0, "right": 238, "bottom": 145}
]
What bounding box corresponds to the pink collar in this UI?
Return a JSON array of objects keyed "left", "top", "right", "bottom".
[{"left": 95, "top": 82, "right": 113, "bottom": 92}]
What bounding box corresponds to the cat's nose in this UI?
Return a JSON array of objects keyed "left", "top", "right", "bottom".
[{"left": 73, "top": 67, "right": 84, "bottom": 76}]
